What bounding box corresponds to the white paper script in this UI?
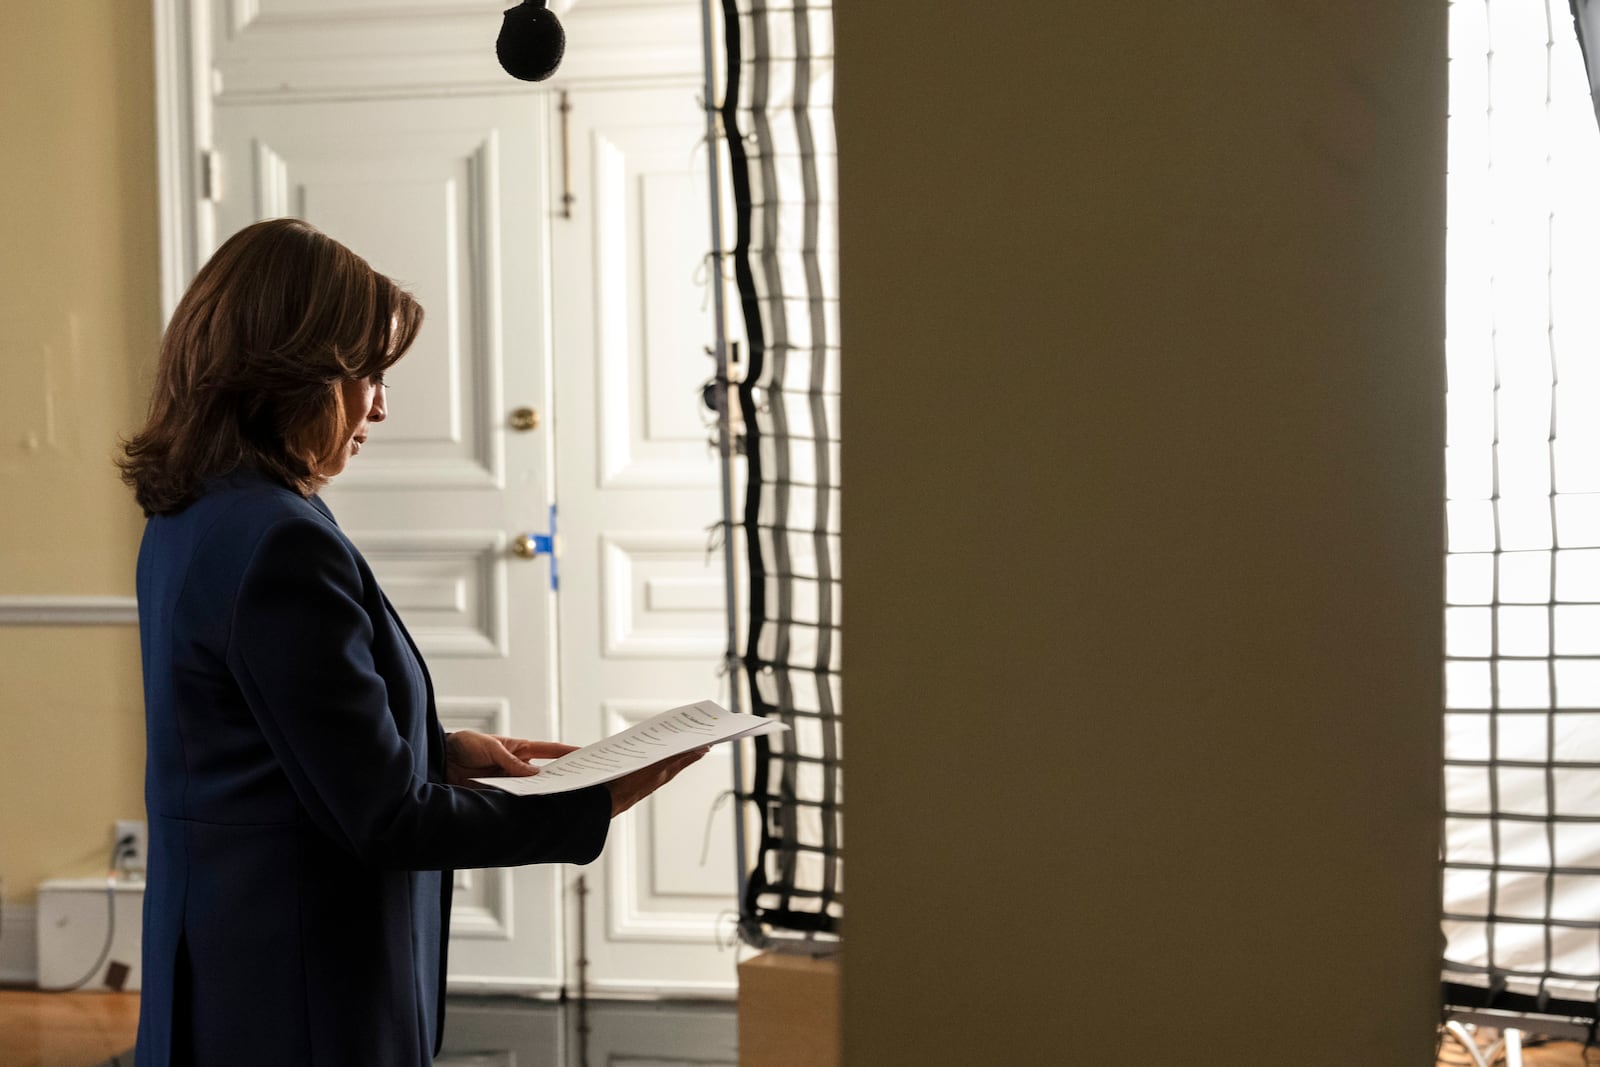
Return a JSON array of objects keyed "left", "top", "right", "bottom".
[{"left": 472, "top": 700, "right": 786, "bottom": 796}]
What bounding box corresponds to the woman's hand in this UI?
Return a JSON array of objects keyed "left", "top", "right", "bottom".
[
  {"left": 604, "top": 747, "right": 710, "bottom": 817},
  {"left": 445, "top": 730, "right": 579, "bottom": 787}
]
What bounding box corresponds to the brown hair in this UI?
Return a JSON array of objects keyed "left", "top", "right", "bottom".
[{"left": 120, "top": 218, "right": 423, "bottom": 515}]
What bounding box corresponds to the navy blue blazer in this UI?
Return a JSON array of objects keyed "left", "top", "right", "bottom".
[{"left": 133, "top": 470, "right": 611, "bottom": 1066}]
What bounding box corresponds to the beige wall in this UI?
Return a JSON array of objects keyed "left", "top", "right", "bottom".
[
  {"left": 837, "top": 4, "right": 1446, "bottom": 1064},
  {"left": 0, "top": 2, "right": 157, "bottom": 903}
]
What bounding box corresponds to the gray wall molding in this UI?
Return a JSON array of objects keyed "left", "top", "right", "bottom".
[{"left": 0, "top": 597, "right": 139, "bottom": 626}]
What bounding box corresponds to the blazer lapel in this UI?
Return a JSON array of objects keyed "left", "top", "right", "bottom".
[{"left": 312, "top": 493, "right": 445, "bottom": 779}]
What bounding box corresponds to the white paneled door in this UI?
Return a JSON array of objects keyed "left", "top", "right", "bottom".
[
  {"left": 551, "top": 87, "right": 736, "bottom": 994},
  {"left": 214, "top": 93, "right": 571, "bottom": 991},
  {"left": 202, "top": 83, "right": 734, "bottom": 992}
]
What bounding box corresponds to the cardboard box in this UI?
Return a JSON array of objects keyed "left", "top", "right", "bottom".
[{"left": 738, "top": 950, "right": 840, "bottom": 1067}]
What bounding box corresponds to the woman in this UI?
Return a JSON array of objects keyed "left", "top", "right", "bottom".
[{"left": 120, "top": 218, "right": 701, "bottom": 1065}]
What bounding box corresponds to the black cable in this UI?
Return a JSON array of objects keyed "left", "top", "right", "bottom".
[{"left": 719, "top": 0, "right": 777, "bottom": 950}]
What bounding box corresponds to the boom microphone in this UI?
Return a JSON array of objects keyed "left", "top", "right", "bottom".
[{"left": 497, "top": 0, "right": 566, "bottom": 82}]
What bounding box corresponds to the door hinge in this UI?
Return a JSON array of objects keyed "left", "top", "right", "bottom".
[
  {"left": 558, "top": 91, "right": 574, "bottom": 219},
  {"left": 200, "top": 149, "right": 222, "bottom": 202}
]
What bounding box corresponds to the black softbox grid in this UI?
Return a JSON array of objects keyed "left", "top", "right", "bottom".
[{"left": 715, "top": 0, "right": 843, "bottom": 945}]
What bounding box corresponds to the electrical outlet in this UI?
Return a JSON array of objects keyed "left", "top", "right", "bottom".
[{"left": 114, "top": 820, "right": 147, "bottom": 876}]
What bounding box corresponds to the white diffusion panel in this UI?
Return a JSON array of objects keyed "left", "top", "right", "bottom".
[{"left": 553, "top": 86, "right": 736, "bottom": 995}]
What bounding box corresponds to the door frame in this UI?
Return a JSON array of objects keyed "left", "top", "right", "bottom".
[{"left": 152, "top": 0, "right": 214, "bottom": 322}]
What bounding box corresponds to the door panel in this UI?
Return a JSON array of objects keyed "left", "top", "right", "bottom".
[
  {"left": 248, "top": 128, "right": 507, "bottom": 489},
  {"left": 553, "top": 86, "right": 737, "bottom": 995}
]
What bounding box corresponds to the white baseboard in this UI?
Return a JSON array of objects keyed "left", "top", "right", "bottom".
[
  {"left": 446, "top": 976, "right": 564, "bottom": 998},
  {"left": 4, "top": 902, "right": 740, "bottom": 995},
  {"left": 583, "top": 978, "right": 738, "bottom": 1001},
  {"left": 0, "top": 904, "right": 38, "bottom": 985},
  {"left": 443, "top": 976, "right": 736, "bottom": 1001}
]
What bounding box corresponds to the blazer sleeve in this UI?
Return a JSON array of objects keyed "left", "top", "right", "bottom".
[{"left": 224, "top": 512, "right": 611, "bottom": 870}]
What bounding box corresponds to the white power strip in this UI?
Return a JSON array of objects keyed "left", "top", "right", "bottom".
[{"left": 36, "top": 878, "right": 145, "bottom": 991}]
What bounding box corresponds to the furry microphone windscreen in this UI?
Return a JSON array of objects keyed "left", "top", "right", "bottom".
[{"left": 497, "top": 0, "right": 566, "bottom": 82}]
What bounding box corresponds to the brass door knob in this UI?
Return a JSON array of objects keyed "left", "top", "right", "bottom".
[
  {"left": 509, "top": 407, "right": 540, "bottom": 432},
  {"left": 512, "top": 533, "right": 539, "bottom": 559}
]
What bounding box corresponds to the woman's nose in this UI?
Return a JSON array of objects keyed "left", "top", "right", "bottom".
[{"left": 369, "top": 384, "right": 387, "bottom": 422}]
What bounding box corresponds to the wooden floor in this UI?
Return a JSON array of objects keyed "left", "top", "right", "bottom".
[
  {"left": 4, "top": 990, "right": 1600, "bottom": 1067},
  {"left": 1438, "top": 1028, "right": 1600, "bottom": 1066},
  {"left": 0, "top": 990, "right": 137, "bottom": 1067}
]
